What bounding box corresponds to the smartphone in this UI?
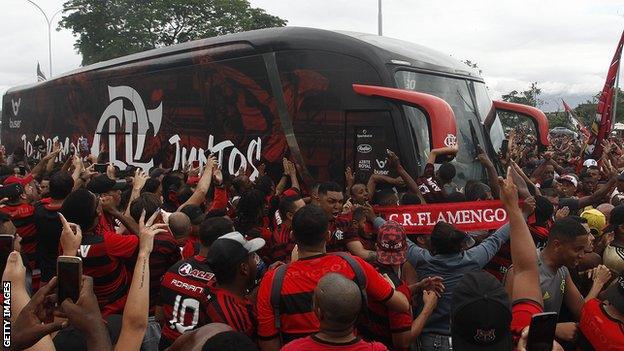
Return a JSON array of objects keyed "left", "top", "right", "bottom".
[
  {"left": 192, "top": 160, "right": 200, "bottom": 168},
  {"left": 0, "top": 235, "right": 14, "bottom": 267},
  {"left": 526, "top": 312, "right": 558, "bottom": 351},
  {"left": 94, "top": 163, "right": 108, "bottom": 173},
  {"left": 57, "top": 256, "right": 82, "bottom": 303}
]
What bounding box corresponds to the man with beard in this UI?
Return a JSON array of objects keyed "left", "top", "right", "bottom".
[{"left": 505, "top": 217, "right": 611, "bottom": 343}]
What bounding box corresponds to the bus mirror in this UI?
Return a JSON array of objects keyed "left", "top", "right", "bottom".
[
  {"left": 492, "top": 100, "right": 550, "bottom": 150},
  {"left": 352, "top": 84, "right": 459, "bottom": 161}
]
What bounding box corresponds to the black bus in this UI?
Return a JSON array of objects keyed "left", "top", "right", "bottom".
[{"left": 1, "top": 27, "right": 548, "bottom": 186}]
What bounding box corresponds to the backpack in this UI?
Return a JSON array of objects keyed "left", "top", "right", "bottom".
[{"left": 270, "top": 252, "right": 369, "bottom": 331}]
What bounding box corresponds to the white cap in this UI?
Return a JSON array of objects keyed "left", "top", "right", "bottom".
[
  {"left": 558, "top": 174, "right": 578, "bottom": 187},
  {"left": 218, "top": 231, "right": 265, "bottom": 253},
  {"left": 583, "top": 159, "right": 598, "bottom": 168}
]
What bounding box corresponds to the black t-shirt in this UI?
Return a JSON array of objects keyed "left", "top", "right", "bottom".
[{"left": 33, "top": 199, "right": 63, "bottom": 282}]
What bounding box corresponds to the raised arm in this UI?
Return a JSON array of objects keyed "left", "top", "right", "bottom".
[
  {"left": 115, "top": 210, "right": 167, "bottom": 351},
  {"left": 501, "top": 167, "right": 542, "bottom": 305},
  {"left": 476, "top": 146, "right": 500, "bottom": 199},
  {"left": 578, "top": 175, "right": 617, "bottom": 208},
  {"left": 177, "top": 156, "right": 216, "bottom": 210},
  {"left": 388, "top": 150, "right": 426, "bottom": 204},
  {"left": 124, "top": 168, "right": 148, "bottom": 217}
]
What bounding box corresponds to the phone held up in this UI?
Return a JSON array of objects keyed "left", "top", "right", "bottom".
[
  {"left": 526, "top": 312, "right": 558, "bottom": 351},
  {"left": 57, "top": 256, "right": 82, "bottom": 303}
]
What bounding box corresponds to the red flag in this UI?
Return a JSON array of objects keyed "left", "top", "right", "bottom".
[
  {"left": 562, "top": 99, "right": 590, "bottom": 138},
  {"left": 592, "top": 30, "right": 624, "bottom": 158}
]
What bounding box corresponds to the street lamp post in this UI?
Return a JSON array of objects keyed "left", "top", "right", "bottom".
[
  {"left": 378, "top": 0, "right": 383, "bottom": 36},
  {"left": 25, "top": 0, "right": 80, "bottom": 77}
]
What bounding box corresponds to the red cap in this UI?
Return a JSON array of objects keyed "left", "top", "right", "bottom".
[
  {"left": 376, "top": 221, "right": 407, "bottom": 266},
  {"left": 4, "top": 173, "right": 33, "bottom": 186}
]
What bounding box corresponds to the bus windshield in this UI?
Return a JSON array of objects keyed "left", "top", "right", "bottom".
[{"left": 395, "top": 70, "right": 502, "bottom": 184}]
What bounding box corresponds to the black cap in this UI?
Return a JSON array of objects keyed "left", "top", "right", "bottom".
[
  {"left": 606, "top": 273, "right": 624, "bottom": 314},
  {"left": 180, "top": 204, "right": 206, "bottom": 226},
  {"left": 87, "top": 175, "right": 126, "bottom": 194},
  {"left": 617, "top": 173, "right": 624, "bottom": 182},
  {"left": 206, "top": 232, "right": 265, "bottom": 276},
  {"left": 604, "top": 205, "right": 624, "bottom": 234},
  {"left": 451, "top": 271, "right": 512, "bottom": 351}
]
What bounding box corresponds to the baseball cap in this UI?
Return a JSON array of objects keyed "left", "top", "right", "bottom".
[
  {"left": 207, "top": 232, "right": 265, "bottom": 273},
  {"left": 617, "top": 173, "right": 624, "bottom": 182},
  {"left": 558, "top": 174, "right": 578, "bottom": 187},
  {"left": 605, "top": 273, "right": 624, "bottom": 314},
  {"left": 376, "top": 221, "right": 408, "bottom": 266},
  {"left": 581, "top": 209, "right": 606, "bottom": 237},
  {"left": 583, "top": 159, "right": 598, "bottom": 168},
  {"left": 451, "top": 271, "right": 512, "bottom": 351},
  {"left": 3, "top": 173, "right": 33, "bottom": 186},
  {"left": 604, "top": 205, "right": 624, "bottom": 234},
  {"left": 180, "top": 204, "right": 205, "bottom": 226},
  {"left": 87, "top": 174, "right": 127, "bottom": 194}
]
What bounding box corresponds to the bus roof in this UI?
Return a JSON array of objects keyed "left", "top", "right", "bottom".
[{"left": 6, "top": 26, "right": 482, "bottom": 94}]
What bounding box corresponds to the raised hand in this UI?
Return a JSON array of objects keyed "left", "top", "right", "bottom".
[
  {"left": 138, "top": 209, "right": 168, "bottom": 254},
  {"left": 59, "top": 213, "right": 82, "bottom": 256},
  {"left": 12, "top": 277, "right": 67, "bottom": 351},
  {"left": 498, "top": 167, "right": 519, "bottom": 211},
  {"left": 132, "top": 168, "right": 148, "bottom": 192}
]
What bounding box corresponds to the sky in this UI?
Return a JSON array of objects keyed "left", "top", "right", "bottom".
[{"left": 1, "top": 0, "right": 623, "bottom": 111}]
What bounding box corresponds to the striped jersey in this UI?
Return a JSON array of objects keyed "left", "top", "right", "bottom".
[{"left": 159, "top": 255, "right": 215, "bottom": 349}]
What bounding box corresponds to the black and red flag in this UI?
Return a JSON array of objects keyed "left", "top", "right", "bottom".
[{"left": 590, "top": 30, "right": 624, "bottom": 158}]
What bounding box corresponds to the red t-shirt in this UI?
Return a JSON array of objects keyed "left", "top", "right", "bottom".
[
  {"left": 578, "top": 298, "right": 624, "bottom": 351},
  {"left": 78, "top": 232, "right": 138, "bottom": 316},
  {"left": 359, "top": 265, "right": 412, "bottom": 350},
  {"left": 326, "top": 215, "right": 360, "bottom": 253},
  {"left": 416, "top": 163, "right": 444, "bottom": 203},
  {"left": 510, "top": 299, "right": 543, "bottom": 345},
  {"left": 149, "top": 229, "right": 182, "bottom": 311},
  {"left": 281, "top": 335, "right": 388, "bottom": 351},
  {"left": 256, "top": 253, "right": 394, "bottom": 343},
  {"left": 265, "top": 223, "right": 295, "bottom": 264},
  {"left": 182, "top": 236, "right": 201, "bottom": 259},
  {"left": 204, "top": 286, "right": 256, "bottom": 338}
]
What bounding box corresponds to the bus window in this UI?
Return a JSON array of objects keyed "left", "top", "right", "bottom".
[
  {"left": 395, "top": 71, "right": 485, "bottom": 183},
  {"left": 473, "top": 81, "right": 504, "bottom": 157}
]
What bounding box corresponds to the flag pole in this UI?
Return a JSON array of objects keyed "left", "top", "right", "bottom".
[{"left": 612, "top": 62, "right": 621, "bottom": 131}]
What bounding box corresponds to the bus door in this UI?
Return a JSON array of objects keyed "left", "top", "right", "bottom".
[{"left": 349, "top": 84, "right": 458, "bottom": 184}]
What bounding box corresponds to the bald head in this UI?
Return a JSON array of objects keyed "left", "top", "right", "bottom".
[
  {"left": 596, "top": 203, "right": 614, "bottom": 220},
  {"left": 314, "top": 273, "right": 362, "bottom": 327},
  {"left": 169, "top": 212, "right": 191, "bottom": 240}
]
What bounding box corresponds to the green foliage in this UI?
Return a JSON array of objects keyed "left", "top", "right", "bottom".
[
  {"left": 501, "top": 82, "right": 543, "bottom": 108},
  {"left": 59, "top": 0, "right": 287, "bottom": 65}
]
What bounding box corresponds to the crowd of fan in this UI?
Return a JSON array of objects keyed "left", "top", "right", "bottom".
[{"left": 1, "top": 127, "right": 623, "bottom": 351}]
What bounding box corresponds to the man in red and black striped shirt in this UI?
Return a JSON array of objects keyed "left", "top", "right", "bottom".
[
  {"left": 312, "top": 182, "right": 377, "bottom": 262},
  {"left": 61, "top": 189, "right": 138, "bottom": 317},
  {"left": 0, "top": 176, "right": 40, "bottom": 287},
  {"left": 264, "top": 195, "right": 305, "bottom": 264},
  {"left": 205, "top": 231, "right": 265, "bottom": 337},
  {"left": 256, "top": 205, "right": 410, "bottom": 351},
  {"left": 158, "top": 216, "right": 235, "bottom": 350}
]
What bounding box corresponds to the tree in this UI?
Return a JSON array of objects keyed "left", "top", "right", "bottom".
[
  {"left": 501, "top": 82, "right": 543, "bottom": 108},
  {"left": 499, "top": 82, "right": 544, "bottom": 130},
  {"left": 59, "top": 0, "right": 287, "bottom": 65}
]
